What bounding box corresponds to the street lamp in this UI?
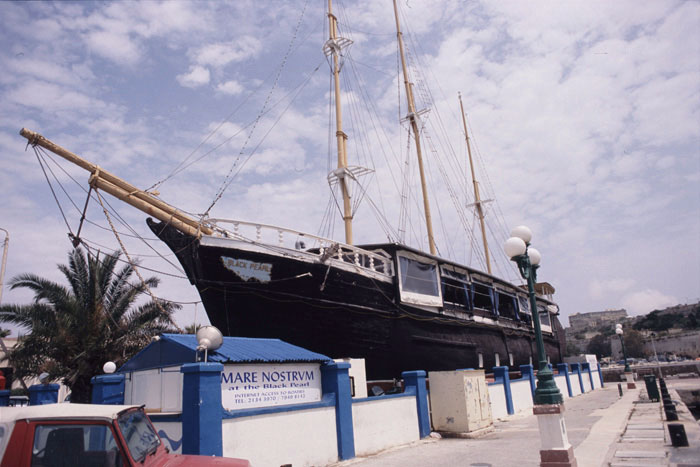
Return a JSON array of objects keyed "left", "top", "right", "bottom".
[
  {"left": 650, "top": 332, "right": 662, "bottom": 378},
  {"left": 504, "top": 226, "right": 563, "bottom": 405},
  {"left": 616, "top": 323, "right": 637, "bottom": 389},
  {"left": 615, "top": 323, "right": 631, "bottom": 372}
]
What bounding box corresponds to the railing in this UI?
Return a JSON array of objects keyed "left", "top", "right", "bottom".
[{"left": 206, "top": 218, "right": 394, "bottom": 278}]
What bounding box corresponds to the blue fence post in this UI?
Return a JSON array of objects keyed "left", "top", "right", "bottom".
[
  {"left": 519, "top": 364, "right": 536, "bottom": 401},
  {"left": 493, "top": 366, "right": 514, "bottom": 415},
  {"left": 0, "top": 390, "right": 9, "bottom": 406},
  {"left": 556, "top": 363, "right": 573, "bottom": 397},
  {"left": 571, "top": 363, "right": 585, "bottom": 394},
  {"left": 181, "top": 362, "right": 223, "bottom": 457},
  {"left": 402, "top": 371, "right": 430, "bottom": 438},
  {"left": 91, "top": 374, "right": 125, "bottom": 404},
  {"left": 28, "top": 383, "right": 60, "bottom": 405},
  {"left": 597, "top": 365, "right": 605, "bottom": 388},
  {"left": 582, "top": 363, "right": 595, "bottom": 389},
  {"left": 321, "top": 361, "right": 355, "bottom": 461}
]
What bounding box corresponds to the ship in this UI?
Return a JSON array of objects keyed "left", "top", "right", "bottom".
[{"left": 20, "top": 0, "right": 565, "bottom": 381}]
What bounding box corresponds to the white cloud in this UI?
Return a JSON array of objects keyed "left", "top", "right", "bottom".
[
  {"left": 86, "top": 29, "right": 142, "bottom": 66},
  {"left": 621, "top": 289, "right": 679, "bottom": 316},
  {"left": 193, "top": 37, "right": 262, "bottom": 68},
  {"left": 177, "top": 65, "right": 211, "bottom": 88},
  {"left": 589, "top": 278, "right": 636, "bottom": 300},
  {"left": 216, "top": 80, "right": 244, "bottom": 95},
  {"left": 7, "top": 80, "right": 100, "bottom": 112}
]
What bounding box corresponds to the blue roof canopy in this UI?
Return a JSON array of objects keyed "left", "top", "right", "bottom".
[{"left": 119, "top": 334, "right": 332, "bottom": 372}]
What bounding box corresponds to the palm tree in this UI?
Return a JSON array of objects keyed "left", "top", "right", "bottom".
[{"left": 0, "top": 247, "right": 180, "bottom": 402}]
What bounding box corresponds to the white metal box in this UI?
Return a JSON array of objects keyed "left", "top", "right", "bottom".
[
  {"left": 335, "top": 358, "right": 367, "bottom": 398},
  {"left": 428, "top": 369, "right": 492, "bottom": 433}
]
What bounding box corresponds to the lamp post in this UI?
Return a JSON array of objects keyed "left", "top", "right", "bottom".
[
  {"left": 505, "top": 226, "right": 575, "bottom": 467},
  {"left": 504, "top": 226, "right": 562, "bottom": 405},
  {"left": 0, "top": 228, "right": 8, "bottom": 304},
  {"left": 615, "top": 324, "right": 630, "bottom": 372},
  {"left": 649, "top": 332, "right": 662, "bottom": 378},
  {"left": 616, "top": 323, "right": 636, "bottom": 389}
]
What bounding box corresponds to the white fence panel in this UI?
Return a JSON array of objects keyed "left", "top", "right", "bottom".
[
  {"left": 222, "top": 406, "right": 337, "bottom": 467},
  {"left": 353, "top": 396, "right": 419, "bottom": 456}
]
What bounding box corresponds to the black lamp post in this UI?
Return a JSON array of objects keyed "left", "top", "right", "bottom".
[
  {"left": 504, "top": 226, "right": 563, "bottom": 405},
  {"left": 615, "top": 324, "right": 631, "bottom": 372}
]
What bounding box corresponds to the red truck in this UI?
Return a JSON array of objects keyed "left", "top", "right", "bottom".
[{"left": 0, "top": 404, "right": 249, "bottom": 466}]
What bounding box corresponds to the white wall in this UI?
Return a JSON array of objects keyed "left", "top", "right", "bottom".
[
  {"left": 222, "top": 406, "right": 337, "bottom": 467},
  {"left": 510, "top": 380, "right": 533, "bottom": 414},
  {"left": 150, "top": 420, "right": 182, "bottom": 454},
  {"left": 554, "top": 375, "right": 570, "bottom": 399},
  {"left": 570, "top": 374, "right": 582, "bottom": 397},
  {"left": 353, "top": 396, "right": 419, "bottom": 456},
  {"left": 488, "top": 384, "right": 507, "bottom": 420},
  {"left": 582, "top": 373, "right": 592, "bottom": 392}
]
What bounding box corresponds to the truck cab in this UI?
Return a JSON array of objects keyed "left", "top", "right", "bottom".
[{"left": 0, "top": 404, "right": 249, "bottom": 467}]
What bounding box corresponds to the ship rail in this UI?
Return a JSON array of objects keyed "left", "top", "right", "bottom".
[{"left": 206, "top": 218, "right": 395, "bottom": 278}]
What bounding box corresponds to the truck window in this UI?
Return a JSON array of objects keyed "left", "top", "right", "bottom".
[
  {"left": 31, "top": 424, "right": 122, "bottom": 467},
  {"left": 117, "top": 409, "right": 160, "bottom": 463}
]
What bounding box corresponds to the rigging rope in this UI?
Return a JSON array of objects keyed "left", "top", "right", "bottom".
[
  {"left": 203, "top": 0, "right": 311, "bottom": 217},
  {"left": 94, "top": 189, "right": 184, "bottom": 333}
]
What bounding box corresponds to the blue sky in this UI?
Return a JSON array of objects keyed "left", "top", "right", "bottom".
[{"left": 0, "top": 0, "right": 698, "bottom": 334}]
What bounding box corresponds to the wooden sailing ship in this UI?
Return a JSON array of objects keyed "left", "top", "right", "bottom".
[{"left": 20, "top": 0, "right": 565, "bottom": 380}]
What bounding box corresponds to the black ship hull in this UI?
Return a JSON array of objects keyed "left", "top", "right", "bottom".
[{"left": 149, "top": 219, "right": 564, "bottom": 380}]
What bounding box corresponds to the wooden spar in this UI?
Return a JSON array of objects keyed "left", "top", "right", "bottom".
[
  {"left": 327, "top": 0, "right": 353, "bottom": 245},
  {"left": 392, "top": 0, "right": 436, "bottom": 256},
  {"left": 89, "top": 176, "right": 205, "bottom": 238},
  {"left": 458, "top": 93, "right": 492, "bottom": 274},
  {"left": 19, "top": 128, "right": 213, "bottom": 237}
]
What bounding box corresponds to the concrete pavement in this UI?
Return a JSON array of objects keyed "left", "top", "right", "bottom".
[{"left": 334, "top": 379, "right": 700, "bottom": 467}]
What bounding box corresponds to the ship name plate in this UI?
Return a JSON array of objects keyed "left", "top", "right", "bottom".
[{"left": 221, "top": 256, "right": 272, "bottom": 282}]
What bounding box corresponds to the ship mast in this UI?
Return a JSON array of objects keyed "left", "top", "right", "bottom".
[
  {"left": 459, "top": 93, "right": 492, "bottom": 274},
  {"left": 392, "top": 0, "right": 437, "bottom": 256},
  {"left": 326, "top": 0, "right": 354, "bottom": 245}
]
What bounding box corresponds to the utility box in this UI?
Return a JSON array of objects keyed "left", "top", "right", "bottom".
[{"left": 428, "top": 369, "right": 492, "bottom": 434}]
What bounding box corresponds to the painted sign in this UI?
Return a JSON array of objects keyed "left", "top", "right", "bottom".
[
  {"left": 221, "top": 363, "right": 322, "bottom": 410},
  {"left": 221, "top": 256, "right": 272, "bottom": 282}
]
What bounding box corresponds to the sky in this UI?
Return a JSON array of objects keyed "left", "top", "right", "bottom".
[{"left": 0, "top": 0, "right": 698, "bottom": 335}]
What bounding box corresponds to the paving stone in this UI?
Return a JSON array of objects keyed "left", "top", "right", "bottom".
[
  {"left": 615, "top": 451, "right": 667, "bottom": 458},
  {"left": 623, "top": 431, "right": 665, "bottom": 438},
  {"left": 625, "top": 424, "right": 663, "bottom": 429},
  {"left": 620, "top": 437, "right": 665, "bottom": 442}
]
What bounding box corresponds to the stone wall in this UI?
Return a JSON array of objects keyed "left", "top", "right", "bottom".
[{"left": 611, "top": 330, "right": 700, "bottom": 359}]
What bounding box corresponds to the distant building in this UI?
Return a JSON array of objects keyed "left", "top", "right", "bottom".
[{"left": 568, "top": 309, "right": 628, "bottom": 333}]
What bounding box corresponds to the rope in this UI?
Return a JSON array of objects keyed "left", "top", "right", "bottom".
[
  {"left": 203, "top": 0, "right": 311, "bottom": 216},
  {"left": 33, "top": 148, "right": 75, "bottom": 236},
  {"left": 94, "top": 189, "right": 184, "bottom": 333}
]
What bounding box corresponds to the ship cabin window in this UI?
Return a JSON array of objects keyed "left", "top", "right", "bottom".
[
  {"left": 537, "top": 303, "right": 552, "bottom": 332},
  {"left": 440, "top": 266, "right": 469, "bottom": 310},
  {"left": 494, "top": 353, "right": 500, "bottom": 367},
  {"left": 496, "top": 290, "right": 518, "bottom": 320},
  {"left": 509, "top": 352, "right": 514, "bottom": 366},
  {"left": 518, "top": 296, "right": 532, "bottom": 326},
  {"left": 397, "top": 252, "right": 442, "bottom": 307},
  {"left": 477, "top": 352, "right": 484, "bottom": 369},
  {"left": 471, "top": 281, "right": 495, "bottom": 314}
]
